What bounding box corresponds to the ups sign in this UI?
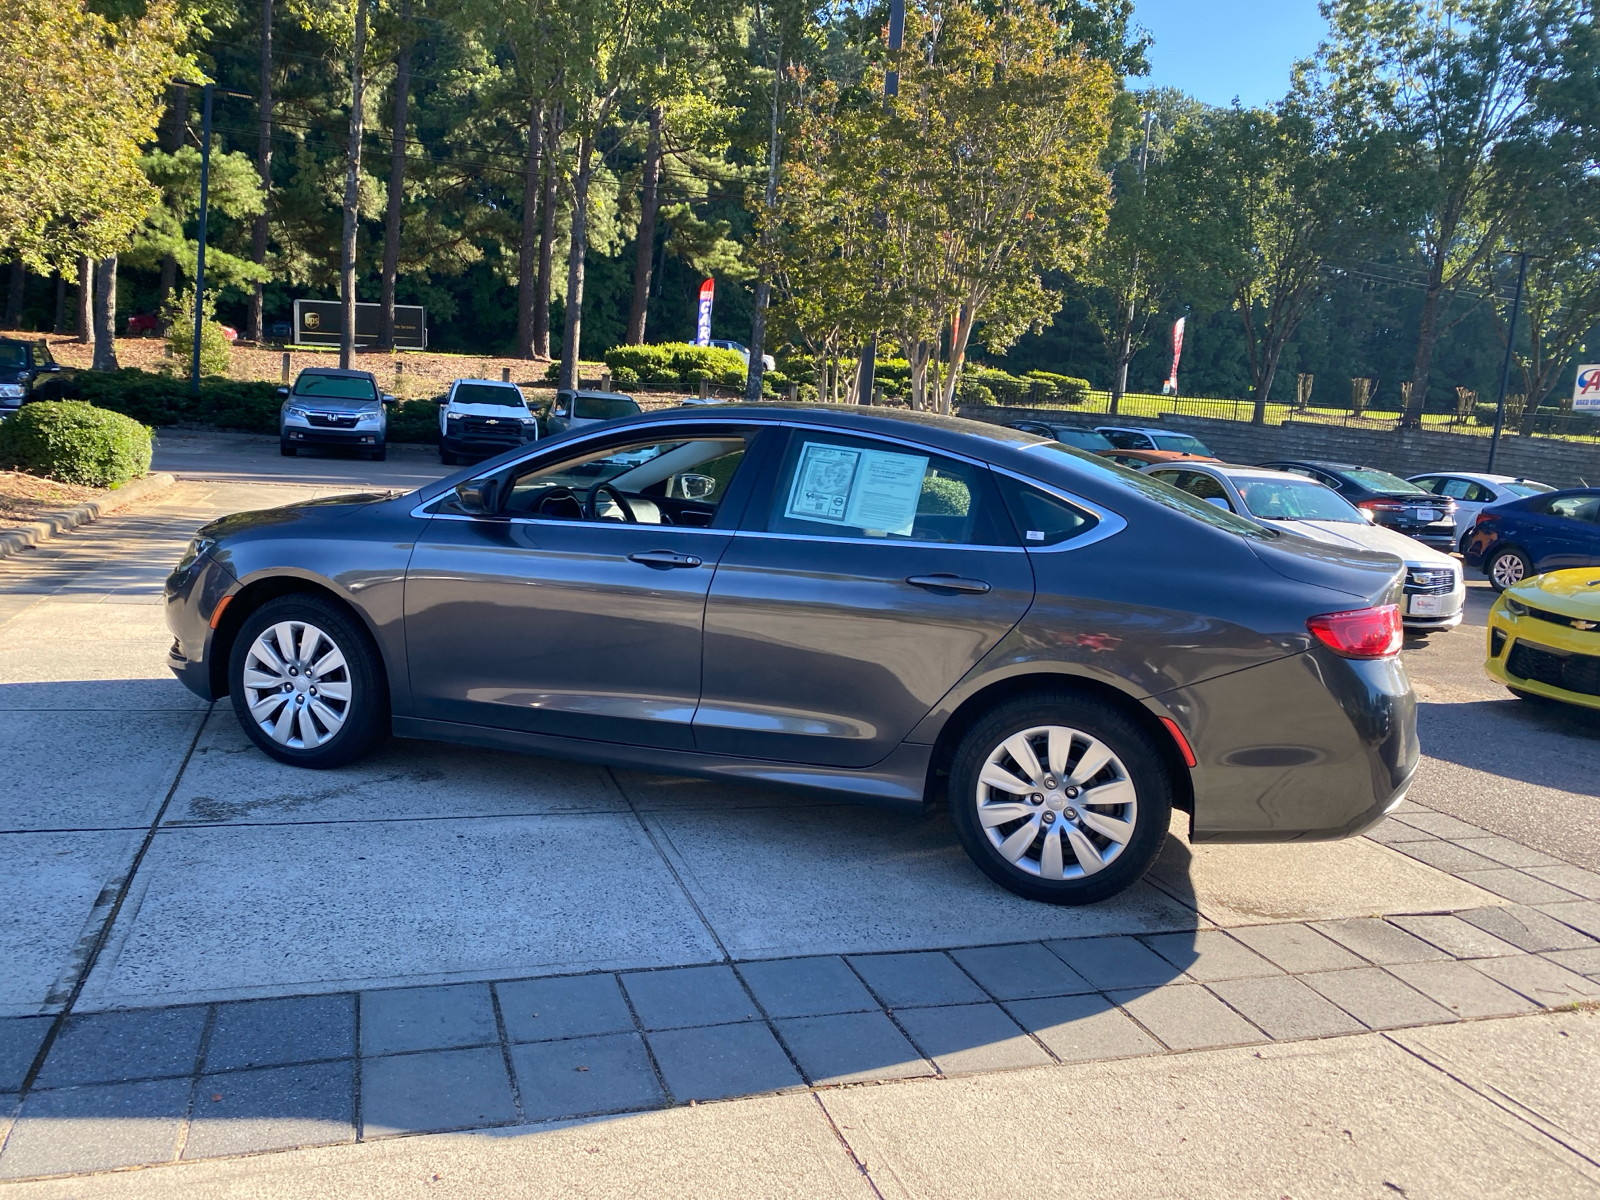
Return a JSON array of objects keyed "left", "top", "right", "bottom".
[{"left": 294, "top": 300, "right": 427, "bottom": 351}]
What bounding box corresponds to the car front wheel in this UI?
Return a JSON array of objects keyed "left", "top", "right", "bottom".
[
  {"left": 228, "top": 594, "right": 387, "bottom": 768},
  {"left": 1487, "top": 546, "right": 1531, "bottom": 591},
  {"left": 948, "top": 694, "right": 1173, "bottom": 905}
]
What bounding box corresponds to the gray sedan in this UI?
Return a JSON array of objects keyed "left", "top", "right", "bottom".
[{"left": 164, "top": 407, "right": 1417, "bottom": 905}]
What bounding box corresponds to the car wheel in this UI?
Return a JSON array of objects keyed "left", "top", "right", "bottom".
[
  {"left": 280, "top": 440, "right": 296, "bottom": 457},
  {"left": 368, "top": 445, "right": 387, "bottom": 462},
  {"left": 948, "top": 694, "right": 1173, "bottom": 905},
  {"left": 1487, "top": 546, "right": 1531, "bottom": 591},
  {"left": 440, "top": 448, "right": 458, "bottom": 465},
  {"left": 228, "top": 594, "right": 388, "bottom": 769}
]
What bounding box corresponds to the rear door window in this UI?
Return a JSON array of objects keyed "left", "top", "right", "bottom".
[
  {"left": 994, "top": 476, "right": 1098, "bottom": 546},
  {"left": 1547, "top": 495, "right": 1600, "bottom": 523},
  {"left": 574, "top": 394, "right": 641, "bottom": 420}
]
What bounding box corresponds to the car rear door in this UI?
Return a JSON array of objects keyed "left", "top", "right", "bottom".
[
  {"left": 693, "top": 427, "right": 1035, "bottom": 767},
  {"left": 1541, "top": 495, "right": 1600, "bottom": 569}
]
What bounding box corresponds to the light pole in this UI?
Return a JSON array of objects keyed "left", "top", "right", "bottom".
[{"left": 1486, "top": 251, "right": 1530, "bottom": 473}]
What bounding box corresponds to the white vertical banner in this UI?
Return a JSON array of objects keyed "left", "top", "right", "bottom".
[
  {"left": 1164, "top": 317, "right": 1186, "bottom": 395},
  {"left": 695, "top": 279, "right": 714, "bottom": 346}
]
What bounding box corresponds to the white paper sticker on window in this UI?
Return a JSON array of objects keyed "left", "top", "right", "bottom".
[{"left": 784, "top": 441, "right": 929, "bottom": 536}]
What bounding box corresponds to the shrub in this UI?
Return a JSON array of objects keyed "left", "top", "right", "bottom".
[
  {"left": 601, "top": 343, "right": 749, "bottom": 388},
  {"left": 0, "top": 401, "right": 152, "bottom": 488},
  {"left": 163, "top": 290, "right": 232, "bottom": 378},
  {"left": 385, "top": 399, "right": 443, "bottom": 445},
  {"left": 57, "top": 369, "right": 283, "bottom": 433}
]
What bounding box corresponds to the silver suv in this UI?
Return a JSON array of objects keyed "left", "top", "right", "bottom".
[{"left": 279, "top": 368, "right": 394, "bottom": 461}]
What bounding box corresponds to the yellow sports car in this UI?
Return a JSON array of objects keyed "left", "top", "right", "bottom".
[{"left": 1486, "top": 568, "right": 1600, "bottom": 711}]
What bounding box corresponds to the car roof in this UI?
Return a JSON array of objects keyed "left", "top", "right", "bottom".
[
  {"left": 1094, "top": 424, "right": 1169, "bottom": 434},
  {"left": 451, "top": 378, "right": 521, "bottom": 388},
  {"left": 1158, "top": 463, "right": 1308, "bottom": 483},
  {"left": 1263, "top": 459, "right": 1365, "bottom": 472},
  {"left": 296, "top": 366, "right": 377, "bottom": 380},
  {"left": 1409, "top": 471, "right": 1542, "bottom": 485}
]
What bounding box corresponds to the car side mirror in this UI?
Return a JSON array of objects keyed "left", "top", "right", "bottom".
[
  {"left": 454, "top": 478, "right": 500, "bottom": 515},
  {"left": 676, "top": 473, "right": 717, "bottom": 500},
  {"left": 44, "top": 363, "right": 61, "bottom": 373},
  {"left": 276, "top": 386, "right": 289, "bottom": 397},
  {"left": 382, "top": 394, "right": 396, "bottom": 405},
  {"left": 1204, "top": 496, "right": 1230, "bottom": 510}
]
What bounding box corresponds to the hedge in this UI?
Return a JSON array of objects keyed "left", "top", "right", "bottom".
[
  {"left": 0, "top": 401, "right": 152, "bottom": 488},
  {"left": 600, "top": 343, "right": 749, "bottom": 388}
]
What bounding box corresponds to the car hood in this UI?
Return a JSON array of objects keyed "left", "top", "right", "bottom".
[
  {"left": 286, "top": 397, "right": 380, "bottom": 413},
  {"left": 1507, "top": 569, "right": 1600, "bottom": 620},
  {"left": 198, "top": 492, "right": 399, "bottom": 541},
  {"left": 447, "top": 402, "right": 532, "bottom": 418},
  {"left": 1262, "top": 519, "right": 1451, "bottom": 567}
]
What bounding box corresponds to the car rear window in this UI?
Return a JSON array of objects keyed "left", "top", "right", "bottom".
[
  {"left": 1343, "top": 467, "right": 1427, "bottom": 494},
  {"left": 1152, "top": 433, "right": 1212, "bottom": 456},
  {"left": 1504, "top": 481, "right": 1555, "bottom": 497},
  {"left": 453, "top": 383, "right": 526, "bottom": 409},
  {"left": 294, "top": 374, "right": 378, "bottom": 401},
  {"left": 575, "top": 394, "right": 640, "bottom": 419}
]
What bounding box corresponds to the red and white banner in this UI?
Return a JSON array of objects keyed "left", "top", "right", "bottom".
[
  {"left": 1164, "top": 317, "right": 1186, "bottom": 395},
  {"left": 695, "top": 279, "right": 715, "bottom": 346}
]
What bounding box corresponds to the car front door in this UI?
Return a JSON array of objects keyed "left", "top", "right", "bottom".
[
  {"left": 404, "top": 425, "right": 765, "bottom": 749},
  {"left": 693, "top": 427, "right": 1035, "bottom": 768},
  {"left": 1540, "top": 495, "right": 1600, "bottom": 569}
]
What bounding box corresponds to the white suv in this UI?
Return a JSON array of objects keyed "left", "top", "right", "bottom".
[{"left": 439, "top": 378, "right": 540, "bottom": 465}]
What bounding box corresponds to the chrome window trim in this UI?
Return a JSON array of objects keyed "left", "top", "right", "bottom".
[{"left": 986, "top": 464, "right": 1129, "bottom": 554}]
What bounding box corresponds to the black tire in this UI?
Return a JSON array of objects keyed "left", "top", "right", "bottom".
[
  {"left": 1486, "top": 545, "right": 1532, "bottom": 591},
  {"left": 228, "top": 593, "right": 388, "bottom": 769},
  {"left": 369, "top": 445, "right": 387, "bottom": 462},
  {"left": 948, "top": 693, "right": 1173, "bottom": 905},
  {"left": 280, "top": 441, "right": 296, "bottom": 457},
  {"left": 440, "top": 448, "right": 458, "bottom": 466}
]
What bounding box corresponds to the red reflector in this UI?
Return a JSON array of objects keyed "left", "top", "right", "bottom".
[
  {"left": 208, "top": 594, "right": 234, "bottom": 630},
  {"left": 1307, "top": 604, "right": 1403, "bottom": 659},
  {"left": 1159, "top": 717, "right": 1197, "bottom": 768}
]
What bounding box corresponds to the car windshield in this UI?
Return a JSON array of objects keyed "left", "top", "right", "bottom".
[
  {"left": 1024, "top": 442, "right": 1275, "bottom": 540},
  {"left": 453, "top": 383, "right": 526, "bottom": 409},
  {"left": 1504, "top": 481, "right": 1555, "bottom": 497},
  {"left": 1152, "top": 433, "right": 1212, "bottom": 456},
  {"left": 1343, "top": 467, "right": 1426, "bottom": 494},
  {"left": 575, "top": 394, "right": 640, "bottom": 419},
  {"left": 1235, "top": 478, "right": 1365, "bottom": 523},
  {"left": 1051, "top": 428, "right": 1115, "bottom": 451},
  {"left": 294, "top": 374, "right": 378, "bottom": 401},
  {"left": 0, "top": 343, "right": 27, "bottom": 368}
]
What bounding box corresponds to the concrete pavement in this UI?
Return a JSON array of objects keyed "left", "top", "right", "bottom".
[{"left": 1, "top": 440, "right": 1598, "bottom": 1192}]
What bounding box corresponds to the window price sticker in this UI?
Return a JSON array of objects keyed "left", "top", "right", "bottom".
[{"left": 785, "top": 441, "right": 928, "bottom": 536}]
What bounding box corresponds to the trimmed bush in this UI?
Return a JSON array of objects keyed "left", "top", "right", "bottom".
[
  {"left": 0, "top": 401, "right": 152, "bottom": 487},
  {"left": 602, "top": 343, "right": 748, "bottom": 388},
  {"left": 56, "top": 369, "right": 283, "bottom": 432}
]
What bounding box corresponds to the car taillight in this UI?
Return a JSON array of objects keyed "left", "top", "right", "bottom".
[
  {"left": 1307, "top": 605, "right": 1403, "bottom": 659},
  {"left": 1358, "top": 499, "right": 1407, "bottom": 513}
]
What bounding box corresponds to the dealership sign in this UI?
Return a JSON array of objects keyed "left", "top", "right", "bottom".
[
  {"left": 294, "top": 300, "right": 427, "bottom": 350},
  {"left": 1575, "top": 364, "right": 1600, "bottom": 411}
]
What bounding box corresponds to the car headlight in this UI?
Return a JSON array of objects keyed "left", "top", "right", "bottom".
[
  {"left": 1503, "top": 595, "right": 1528, "bottom": 616},
  {"left": 520, "top": 417, "right": 538, "bottom": 428},
  {"left": 0, "top": 384, "right": 24, "bottom": 398},
  {"left": 446, "top": 411, "right": 464, "bottom": 421},
  {"left": 175, "top": 536, "right": 217, "bottom": 574},
  {"left": 284, "top": 405, "right": 310, "bottom": 419},
  {"left": 356, "top": 412, "right": 381, "bottom": 426}
]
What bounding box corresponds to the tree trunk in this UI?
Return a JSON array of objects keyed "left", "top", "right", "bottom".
[
  {"left": 744, "top": 281, "right": 770, "bottom": 402},
  {"left": 531, "top": 103, "right": 561, "bottom": 361},
  {"left": 1251, "top": 343, "right": 1286, "bottom": 425},
  {"left": 52, "top": 270, "right": 66, "bottom": 334},
  {"left": 380, "top": 0, "right": 410, "bottom": 351},
  {"left": 1402, "top": 274, "right": 1445, "bottom": 430},
  {"left": 625, "top": 107, "right": 662, "bottom": 346},
  {"left": 250, "top": 0, "right": 274, "bottom": 343},
  {"left": 514, "top": 96, "right": 544, "bottom": 359},
  {"left": 941, "top": 305, "right": 975, "bottom": 414},
  {"left": 92, "top": 256, "right": 118, "bottom": 370},
  {"left": 557, "top": 135, "right": 593, "bottom": 392},
  {"left": 339, "top": 0, "right": 368, "bottom": 370},
  {"left": 3, "top": 258, "right": 22, "bottom": 329},
  {"left": 76, "top": 256, "right": 92, "bottom": 343},
  {"left": 159, "top": 84, "right": 188, "bottom": 331}
]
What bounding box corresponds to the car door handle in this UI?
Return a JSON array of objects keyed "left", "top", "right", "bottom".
[
  {"left": 629, "top": 550, "right": 703, "bottom": 569},
  {"left": 906, "top": 574, "right": 991, "bottom": 595}
]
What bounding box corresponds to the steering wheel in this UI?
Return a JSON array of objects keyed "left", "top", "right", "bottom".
[{"left": 585, "top": 481, "right": 638, "bottom": 523}]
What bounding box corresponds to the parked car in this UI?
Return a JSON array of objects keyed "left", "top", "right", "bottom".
[
  {"left": 1098, "top": 447, "right": 1221, "bottom": 470},
  {"left": 546, "top": 388, "right": 642, "bottom": 436},
  {"left": 278, "top": 367, "right": 395, "bottom": 460},
  {"left": 268, "top": 320, "right": 293, "bottom": 340},
  {"left": 1256, "top": 459, "right": 1457, "bottom": 553},
  {"left": 125, "top": 313, "right": 160, "bottom": 337},
  {"left": 438, "top": 378, "right": 539, "bottom": 465},
  {"left": 1461, "top": 489, "right": 1600, "bottom": 590},
  {"left": 1004, "top": 421, "right": 1115, "bottom": 452},
  {"left": 165, "top": 405, "right": 1416, "bottom": 907},
  {"left": 1094, "top": 425, "right": 1215, "bottom": 458},
  {"left": 708, "top": 338, "right": 776, "bottom": 372},
  {"left": 1407, "top": 472, "right": 1557, "bottom": 551},
  {"left": 0, "top": 338, "right": 71, "bottom": 415},
  {"left": 1485, "top": 568, "right": 1600, "bottom": 710},
  {"left": 1144, "top": 463, "right": 1463, "bottom": 631}
]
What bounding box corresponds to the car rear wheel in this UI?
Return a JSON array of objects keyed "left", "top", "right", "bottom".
[
  {"left": 948, "top": 694, "right": 1172, "bottom": 905},
  {"left": 1487, "top": 546, "right": 1531, "bottom": 591},
  {"left": 228, "top": 594, "right": 387, "bottom": 768}
]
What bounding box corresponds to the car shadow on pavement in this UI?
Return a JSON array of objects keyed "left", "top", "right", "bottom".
[{"left": 1417, "top": 699, "right": 1600, "bottom": 792}]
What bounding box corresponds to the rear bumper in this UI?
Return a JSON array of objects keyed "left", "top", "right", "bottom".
[{"left": 1158, "top": 648, "right": 1419, "bottom": 842}]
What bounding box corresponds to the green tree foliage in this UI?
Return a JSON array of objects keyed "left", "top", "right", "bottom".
[
  {"left": 162, "top": 288, "right": 234, "bottom": 375},
  {"left": 127, "top": 148, "right": 270, "bottom": 289}
]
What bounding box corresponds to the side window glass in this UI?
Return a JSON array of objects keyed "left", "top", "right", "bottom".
[
  {"left": 1314, "top": 472, "right": 1344, "bottom": 490},
  {"left": 1283, "top": 466, "right": 1316, "bottom": 480},
  {"left": 1548, "top": 496, "right": 1600, "bottom": 522},
  {"left": 995, "top": 476, "right": 1099, "bottom": 547},
  {"left": 1184, "top": 474, "right": 1231, "bottom": 506},
  {"left": 1464, "top": 483, "right": 1494, "bottom": 503},
  {"left": 1411, "top": 476, "right": 1440, "bottom": 494},
  {"left": 1103, "top": 431, "right": 1139, "bottom": 450},
  {"left": 764, "top": 433, "right": 1011, "bottom": 545},
  {"left": 1440, "top": 479, "right": 1473, "bottom": 500},
  {"left": 1147, "top": 470, "right": 1184, "bottom": 488}
]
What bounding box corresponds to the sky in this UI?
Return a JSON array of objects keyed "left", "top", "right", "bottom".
[{"left": 1129, "top": 0, "right": 1329, "bottom": 109}]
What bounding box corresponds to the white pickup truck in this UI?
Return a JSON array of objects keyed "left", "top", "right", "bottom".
[{"left": 438, "top": 378, "right": 540, "bottom": 465}]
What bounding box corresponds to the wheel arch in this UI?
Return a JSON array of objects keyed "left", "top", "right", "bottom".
[
  {"left": 209, "top": 573, "right": 387, "bottom": 700},
  {"left": 922, "top": 671, "right": 1194, "bottom": 817}
]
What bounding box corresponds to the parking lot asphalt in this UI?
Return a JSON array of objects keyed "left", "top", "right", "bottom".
[{"left": 1, "top": 438, "right": 1598, "bottom": 1191}]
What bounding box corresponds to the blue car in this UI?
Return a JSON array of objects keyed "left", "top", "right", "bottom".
[{"left": 1461, "top": 488, "right": 1600, "bottom": 590}]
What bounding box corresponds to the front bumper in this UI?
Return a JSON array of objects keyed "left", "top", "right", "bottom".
[
  {"left": 1402, "top": 584, "right": 1465, "bottom": 628},
  {"left": 441, "top": 431, "right": 533, "bottom": 456},
  {"left": 282, "top": 425, "right": 384, "bottom": 447},
  {"left": 1485, "top": 608, "right": 1600, "bottom": 711},
  {"left": 164, "top": 551, "right": 237, "bottom": 701},
  {"left": 1158, "top": 647, "right": 1418, "bottom": 842}
]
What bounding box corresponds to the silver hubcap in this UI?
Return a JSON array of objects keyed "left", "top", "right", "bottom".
[
  {"left": 1492, "top": 554, "right": 1525, "bottom": 588},
  {"left": 976, "top": 725, "right": 1138, "bottom": 880},
  {"left": 242, "top": 621, "right": 352, "bottom": 749}
]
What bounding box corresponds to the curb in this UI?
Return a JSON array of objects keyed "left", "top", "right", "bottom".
[{"left": 0, "top": 471, "right": 178, "bottom": 561}]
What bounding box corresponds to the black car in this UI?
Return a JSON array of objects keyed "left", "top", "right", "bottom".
[
  {"left": 1003, "top": 421, "right": 1116, "bottom": 453},
  {"left": 1257, "top": 459, "right": 1457, "bottom": 552},
  {"left": 0, "top": 338, "right": 72, "bottom": 415},
  {"left": 165, "top": 406, "right": 1416, "bottom": 906},
  {"left": 1461, "top": 488, "right": 1600, "bottom": 589}
]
